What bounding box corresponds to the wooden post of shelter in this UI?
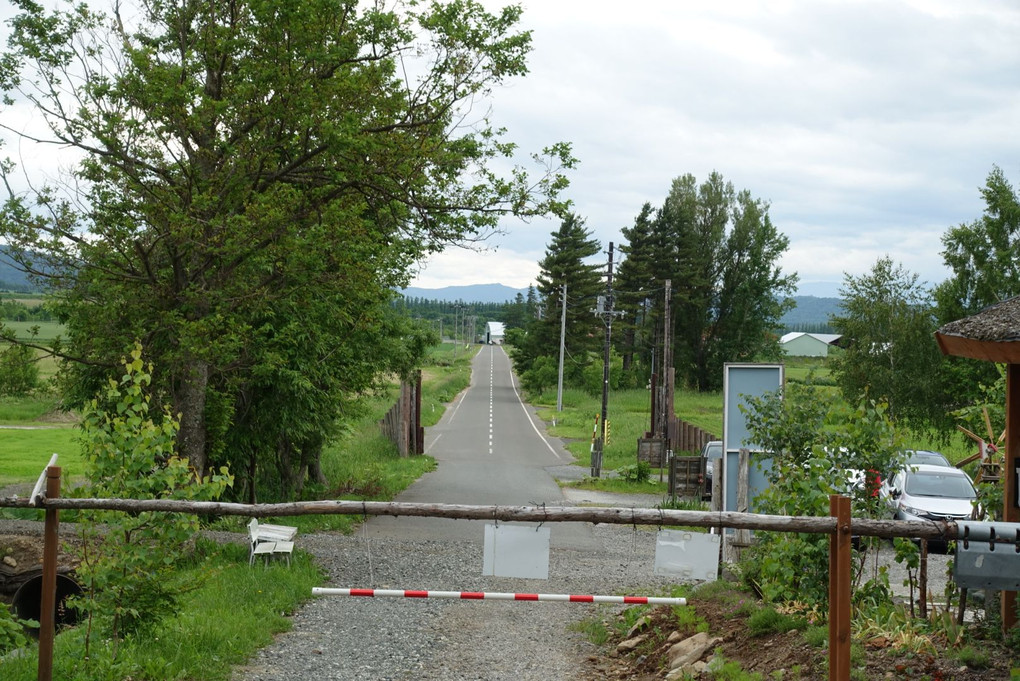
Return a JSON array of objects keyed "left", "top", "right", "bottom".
[
  {"left": 829, "top": 494, "right": 851, "bottom": 681},
  {"left": 935, "top": 296, "right": 1020, "bottom": 633}
]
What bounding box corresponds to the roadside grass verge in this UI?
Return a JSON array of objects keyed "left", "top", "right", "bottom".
[{"left": 0, "top": 540, "right": 323, "bottom": 681}]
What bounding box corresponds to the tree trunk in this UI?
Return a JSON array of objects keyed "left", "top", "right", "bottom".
[
  {"left": 304, "top": 438, "right": 328, "bottom": 487},
  {"left": 175, "top": 358, "right": 209, "bottom": 478},
  {"left": 276, "top": 437, "right": 295, "bottom": 500}
]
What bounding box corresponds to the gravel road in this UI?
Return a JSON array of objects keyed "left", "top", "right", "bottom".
[{"left": 231, "top": 521, "right": 679, "bottom": 681}]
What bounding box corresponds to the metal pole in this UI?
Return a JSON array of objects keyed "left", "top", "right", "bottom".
[
  {"left": 556, "top": 283, "right": 567, "bottom": 412},
  {"left": 38, "top": 465, "right": 61, "bottom": 681},
  {"left": 828, "top": 494, "right": 851, "bottom": 681}
]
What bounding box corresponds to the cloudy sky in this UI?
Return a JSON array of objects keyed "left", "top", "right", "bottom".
[
  {"left": 2, "top": 1, "right": 1018, "bottom": 298},
  {"left": 410, "top": 0, "right": 1020, "bottom": 297}
]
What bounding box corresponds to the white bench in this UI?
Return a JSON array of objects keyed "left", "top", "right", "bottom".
[{"left": 248, "top": 518, "right": 297, "bottom": 567}]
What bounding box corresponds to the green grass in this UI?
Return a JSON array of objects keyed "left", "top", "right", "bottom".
[
  {"left": 0, "top": 540, "right": 323, "bottom": 681},
  {"left": 0, "top": 395, "right": 66, "bottom": 423},
  {"left": 0, "top": 426, "right": 80, "bottom": 486},
  {"left": 561, "top": 475, "right": 668, "bottom": 495},
  {"left": 1, "top": 320, "right": 65, "bottom": 342}
]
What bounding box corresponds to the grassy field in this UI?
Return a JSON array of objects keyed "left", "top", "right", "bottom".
[
  {"left": 522, "top": 354, "right": 981, "bottom": 483},
  {"left": 0, "top": 427, "right": 80, "bottom": 487},
  {"left": 1, "top": 320, "right": 65, "bottom": 342}
]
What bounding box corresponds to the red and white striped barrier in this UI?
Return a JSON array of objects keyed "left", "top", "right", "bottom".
[{"left": 312, "top": 587, "right": 685, "bottom": 606}]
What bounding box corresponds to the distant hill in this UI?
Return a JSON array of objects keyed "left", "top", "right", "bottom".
[
  {"left": 780, "top": 296, "right": 843, "bottom": 329},
  {"left": 0, "top": 248, "right": 37, "bottom": 292},
  {"left": 400, "top": 287, "right": 842, "bottom": 327},
  {"left": 400, "top": 283, "right": 527, "bottom": 304}
]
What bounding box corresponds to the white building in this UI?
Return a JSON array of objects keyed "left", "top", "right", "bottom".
[
  {"left": 780, "top": 332, "right": 842, "bottom": 357},
  {"left": 485, "top": 321, "right": 505, "bottom": 344}
]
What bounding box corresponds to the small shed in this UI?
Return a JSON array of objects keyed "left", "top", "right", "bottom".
[
  {"left": 935, "top": 295, "right": 1020, "bottom": 632},
  {"left": 485, "top": 321, "right": 505, "bottom": 345},
  {"left": 779, "top": 332, "right": 842, "bottom": 357}
]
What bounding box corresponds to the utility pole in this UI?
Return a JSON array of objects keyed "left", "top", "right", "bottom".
[
  {"left": 556, "top": 283, "right": 567, "bottom": 412},
  {"left": 454, "top": 304, "right": 462, "bottom": 358},
  {"left": 591, "top": 242, "right": 624, "bottom": 478},
  {"left": 657, "top": 280, "right": 673, "bottom": 441}
]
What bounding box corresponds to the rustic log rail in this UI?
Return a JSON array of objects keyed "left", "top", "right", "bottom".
[
  {"left": 7, "top": 464, "right": 971, "bottom": 681},
  {"left": 1, "top": 494, "right": 961, "bottom": 541}
]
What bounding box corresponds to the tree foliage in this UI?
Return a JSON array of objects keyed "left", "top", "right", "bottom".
[
  {"left": 830, "top": 257, "right": 952, "bottom": 431},
  {"left": 511, "top": 213, "right": 602, "bottom": 381},
  {"left": 933, "top": 166, "right": 1020, "bottom": 411},
  {"left": 0, "top": 0, "right": 573, "bottom": 496},
  {"left": 741, "top": 383, "right": 905, "bottom": 606},
  {"left": 74, "top": 343, "right": 231, "bottom": 644},
  {"left": 0, "top": 342, "right": 38, "bottom": 396},
  {"left": 615, "top": 172, "right": 796, "bottom": 391},
  {"left": 935, "top": 166, "right": 1020, "bottom": 322}
]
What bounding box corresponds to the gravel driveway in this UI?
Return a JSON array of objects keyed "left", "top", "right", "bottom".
[{"left": 231, "top": 522, "right": 679, "bottom": 681}]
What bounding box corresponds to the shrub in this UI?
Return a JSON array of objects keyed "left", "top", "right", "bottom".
[
  {"left": 0, "top": 602, "right": 35, "bottom": 656},
  {"left": 0, "top": 343, "right": 39, "bottom": 396},
  {"left": 73, "top": 343, "right": 232, "bottom": 648},
  {"left": 747, "top": 607, "right": 807, "bottom": 637},
  {"left": 618, "top": 461, "right": 651, "bottom": 483}
]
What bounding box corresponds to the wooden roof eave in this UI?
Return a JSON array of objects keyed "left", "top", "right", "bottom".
[{"left": 935, "top": 331, "right": 1020, "bottom": 364}]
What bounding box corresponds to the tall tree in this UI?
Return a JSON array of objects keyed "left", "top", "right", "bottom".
[
  {"left": 933, "top": 166, "right": 1020, "bottom": 412},
  {"left": 614, "top": 202, "right": 658, "bottom": 373},
  {"left": 0, "top": 0, "right": 573, "bottom": 487},
  {"left": 935, "top": 166, "right": 1020, "bottom": 322},
  {"left": 650, "top": 172, "right": 795, "bottom": 391},
  {"left": 514, "top": 213, "right": 602, "bottom": 379},
  {"left": 830, "top": 257, "right": 950, "bottom": 430}
]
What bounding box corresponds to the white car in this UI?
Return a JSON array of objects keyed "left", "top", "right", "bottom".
[{"left": 882, "top": 464, "right": 978, "bottom": 523}]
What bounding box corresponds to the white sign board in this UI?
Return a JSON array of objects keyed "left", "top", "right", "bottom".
[
  {"left": 482, "top": 523, "right": 550, "bottom": 579},
  {"left": 654, "top": 530, "right": 719, "bottom": 581}
]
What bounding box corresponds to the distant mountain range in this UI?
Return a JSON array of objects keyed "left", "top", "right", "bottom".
[
  {"left": 400, "top": 283, "right": 527, "bottom": 304},
  {"left": 0, "top": 249, "right": 35, "bottom": 292},
  {"left": 401, "top": 284, "right": 842, "bottom": 327}
]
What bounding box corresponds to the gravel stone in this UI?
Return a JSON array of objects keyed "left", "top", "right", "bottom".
[{"left": 231, "top": 523, "right": 678, "bottom": 681}]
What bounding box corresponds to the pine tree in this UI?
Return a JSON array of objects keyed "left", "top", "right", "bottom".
[
  {"left": 615, "top": 203, "right": 659, "bottom": 373},
  {"left": 516, "top": 214, "right": 603, "bottom": 378}
]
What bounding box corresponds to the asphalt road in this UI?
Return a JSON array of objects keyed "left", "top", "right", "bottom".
[{"left": 364, "top": 343, "right": 601, "bottom": 549}]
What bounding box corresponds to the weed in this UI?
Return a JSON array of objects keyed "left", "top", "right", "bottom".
[
  {"left": 706, "top": 648, "right": 764, "bottom": 680},
  {"left": 615, "top": 605, "right": 650, "bottom": 636},
  {"left": 803, "top": 625, "right": 828, "bottom": 648},
  {"left": 747, "top": 607, "right": 807, "bottom": 637},
  {"left": 672, "top": 604, "right": 707, "bottom": 634},
  {"left": 957, "top": 645, "right": 990, "bottom": 669},
  {"left": 569, "top": 617, "right": 610, "bottom": 646}
]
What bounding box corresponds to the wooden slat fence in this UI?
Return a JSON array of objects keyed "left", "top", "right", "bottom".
[{"left": 379, "top": 370, "right": 423, "bottom": 456}]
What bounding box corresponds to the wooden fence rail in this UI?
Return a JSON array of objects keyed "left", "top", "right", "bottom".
[
  {"left": 0, "top": 495, "right": 960, "bottom": 541},
  {"left": 6, "top": 464, "right": 974, "bottom": 681}
]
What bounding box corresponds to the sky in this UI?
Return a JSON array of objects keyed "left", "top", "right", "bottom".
[
  {"left": 408, "top": 0, "right": 1020, "bottom": 297},
  {"left": 1, "top": 1, "right": 1018, "bottom": 298}
]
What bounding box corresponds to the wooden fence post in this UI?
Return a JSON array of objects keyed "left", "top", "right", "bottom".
[
  {"left": 38, "top": 465, "right": 61, "bottom": 681},
  {"left": 829, "top": 494, "right": 851, "bottom": 681}
]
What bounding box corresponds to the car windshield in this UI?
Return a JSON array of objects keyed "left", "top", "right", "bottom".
[{"left": 904, "top": 471, "right": 976, "bottom": 499}]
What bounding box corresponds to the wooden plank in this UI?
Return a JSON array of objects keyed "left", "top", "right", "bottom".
[
  {"left": 936, "top": 333, "right": 1020, "bottom": 363},
  {"left": 1003, "top": 364, "right": 1020, "bottom": 632},
  {"left": 829, "top": 495, "right": 851, "bottom": 681}
]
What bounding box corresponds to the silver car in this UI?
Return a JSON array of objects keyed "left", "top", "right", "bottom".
[{"left": 883, "top": 464, "right": 977, "bottom": 522}]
